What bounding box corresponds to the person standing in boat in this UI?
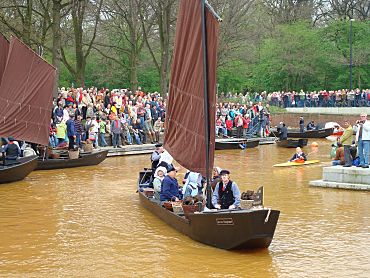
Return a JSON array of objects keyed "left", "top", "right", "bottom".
[
  {"left": 289, "top": 147, "right": 307, "bottom": 162},
  {"left": 160, "top": 166, "right": 180, "bottom": 203},
  {"left": 212, "top": 170, "right": 241, "bottom": 210},
  {"left": 299, "top": 116, "right": 304, "bottom": 133},
  {"left": 279, "top": 123, "right": 288, "bottom": 141},
  {"left": 151, "top": 143, "right": 164, "bottom": 170}
]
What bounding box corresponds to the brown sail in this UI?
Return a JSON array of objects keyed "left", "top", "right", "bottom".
[
  {"left": 164, "top": 0, "right": 220, "bottom": 176},
  {"left": 0, "top": 33, "right": 9, "bottom": 86},
  {"left": 0, "top": 37, "right": 56, "bottom": 146}
]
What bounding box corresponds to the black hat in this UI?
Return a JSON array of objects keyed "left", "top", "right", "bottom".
[
  {"left": 8, "top": 136, "right": 15, "bottom": 142},
  {"left": 219, "top": 169, "right": 230, "bottom": 175},
  {"left": 167, "top": 165, "right": 176, "bottom": 173},
  {"left": 155, "top": 143, "right": 163, "bottom": 148}
]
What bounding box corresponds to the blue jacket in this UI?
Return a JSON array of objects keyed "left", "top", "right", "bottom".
[
  {"left": 160, "top": 176, "right": 180, "bottom": 202},
  {"left": 66, "top": 119, "right": 76, "bottom": 137}
]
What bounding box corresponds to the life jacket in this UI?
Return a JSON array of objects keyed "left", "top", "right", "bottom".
[{"left": 218, "top": 180, "right": 235, "bottom": 209}]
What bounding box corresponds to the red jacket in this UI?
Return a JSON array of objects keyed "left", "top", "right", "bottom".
[
  {"left": 242, "top": 117, "right": 250, "bottom": 129},
  {"left": 225, "top": 120, "right": 233, "bottom": 130}
]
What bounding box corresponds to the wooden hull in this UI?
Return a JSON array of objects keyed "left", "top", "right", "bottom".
[
  {"left": 276, "top": 139, "right": 308, "bottom": 148},
  {"left": 215, "top": 139, "right": 260, "bottom": 150},
  {"left": 273, "top": 160, "right": 320, "bottom": 167},
  {"left": 36, "top": 150, "right": 108, "bottom": 170},
  {"left": 138, "top": 170, "right": 279, "bottom": 250},
  {"left": 0, "top": 155, "right": 37, "bottom": 184},
  {"left": 287, "top": 128, "right": 334, "bottom": 138}
]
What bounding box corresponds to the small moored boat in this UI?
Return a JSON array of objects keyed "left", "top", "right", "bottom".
[
  {"left": 276, "top": 139, "right": 308, "bottom": 148},
  {"left": 287, "top": 128, "right": 334, "bottom": 138},
  {"left": 36, "top": 150, "right": 108, "bottom": 170},
  {"left": 215, "top": 138, "right": 259, "bottom": 150},
  {"left": 0, "top": 155, "right": 38, "bottom": 184}
]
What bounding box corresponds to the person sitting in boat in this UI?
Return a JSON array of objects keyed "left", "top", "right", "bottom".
[
  {"left": 212, "top": 169, "right": 241, "bottom": 210},
  {"left": 182, "top": 171, "right": 202, "bottom": 198},
  {"left": 210, "top": 167, "right": 222, "bottom": 191},
  {"left": 160, "top": 166, "right": 180, "bottom": 203},
  {"left": 289, "top": 147, "right": 307, "bottom": 162},
  {"left": 2, "top": 137, "right": 21, "bottom": 160},
  {"left": 306, "top": 121, "right": 316, "bottom": 131},
  {"left": 151, "top": 143, "right": 164, "bottom": 170},
  {"left": 153, "top": 166, "right": 167, "bottom": 199}
]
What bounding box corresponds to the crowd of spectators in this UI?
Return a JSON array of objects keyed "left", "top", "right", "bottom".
[
  {"left": 219, "top": 88, "right": 370, "bottom": 108},
  {"left": 51, "top": 86, "right": 369, "bottom": 149},
  {"left": 215, "top": 102, "right": 271, "bottom": 138},
  {"left": 50, "top": 87, "right": 166, "bottom": 149}
]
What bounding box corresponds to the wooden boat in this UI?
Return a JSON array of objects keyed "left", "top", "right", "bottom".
[
  {"left": 276, "top": 139, "right": 308, "bottom": 148},
  {"left": 137, "top": 1, "right": 279, "bottom": 250},
  {"left": 286, "top": 127, "right": 334, "bottom": 138},
  {"left": 215, "top": 138, "right": 259, "bottom": 150},
  {"left": 273, "top": 160, "right": 320, "bottom": 167},
  {"left": 36, "top": 150, "right": 108, "bottom": 170},
  {"left": 0, "top": 155, "right": 38, "bottom": 184},
  {"left": 138, "top": 170, "right": 279, "bottom": 250}
]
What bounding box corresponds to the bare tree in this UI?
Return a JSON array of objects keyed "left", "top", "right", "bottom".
[
  {"left": 60, "top": 0, "right": 103, "bottom": 86},
  {"left": 140, "top": 0, "right": 177, "bottom": 96}
]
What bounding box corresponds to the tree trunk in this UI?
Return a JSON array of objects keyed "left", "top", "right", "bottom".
[
  {"left": 72, "top": 0, "right": 86, "bottom": 87},
  {"left": 52, "top": 0, "right": 62, "bottom": 97},
  {"left": 158, "top": 0, "right": 172, "bottom": 96},
  {"left": 129, "top": 0, "right": 138, "bottom": 93},
  {"left": 23, "top": 0, "right": 33, "bottom": 45}
]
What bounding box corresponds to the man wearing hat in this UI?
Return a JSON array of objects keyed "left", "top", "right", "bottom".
[
  {"left": 160, "top": 166, "right": 180, "bottom": 203},
  {"left": 151, "top": 143, "right": 164, "bottom": 170},
  {"left": 212, "top": 170, "right": 241, "bottom": 210}
]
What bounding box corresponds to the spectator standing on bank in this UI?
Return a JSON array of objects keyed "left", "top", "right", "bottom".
[
  {"left": 111, "top": 116, "right": 122, "bottom": 148},
  {"left": 355, "top": 113, "right": 370, "bottom": 168},
  {"left": 339, "top": 120, "right": 354, "bottom": 167}
]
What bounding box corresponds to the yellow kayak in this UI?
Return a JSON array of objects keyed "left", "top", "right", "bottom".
[{"left": 273, "top": 160, "right": 320, "bottom": 167}]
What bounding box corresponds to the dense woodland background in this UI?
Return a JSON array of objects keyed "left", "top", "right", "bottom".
[{"left": 0, "top": 0, "right": 369, "bottom": 94}]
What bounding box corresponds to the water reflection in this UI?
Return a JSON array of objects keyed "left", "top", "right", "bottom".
[{"left": 0, "top": 139, "right": 369, "bottom": 277}]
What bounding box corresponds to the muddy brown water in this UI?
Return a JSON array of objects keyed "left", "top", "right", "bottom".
[{"left": 0, "top": 139, "right": 369, "bottom": 277}]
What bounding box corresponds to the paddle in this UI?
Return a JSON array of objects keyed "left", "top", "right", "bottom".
[{"left": 288, "top": 147, "right": 318, "bottom": 163}]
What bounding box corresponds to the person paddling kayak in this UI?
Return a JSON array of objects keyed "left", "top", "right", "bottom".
[{"left": 289, "top": 147, "right": 307, "bottom": 162}]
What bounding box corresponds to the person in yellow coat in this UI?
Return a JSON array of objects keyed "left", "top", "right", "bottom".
[{"left": 339, "top": 120, "right": 354, "bottom": 167}]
